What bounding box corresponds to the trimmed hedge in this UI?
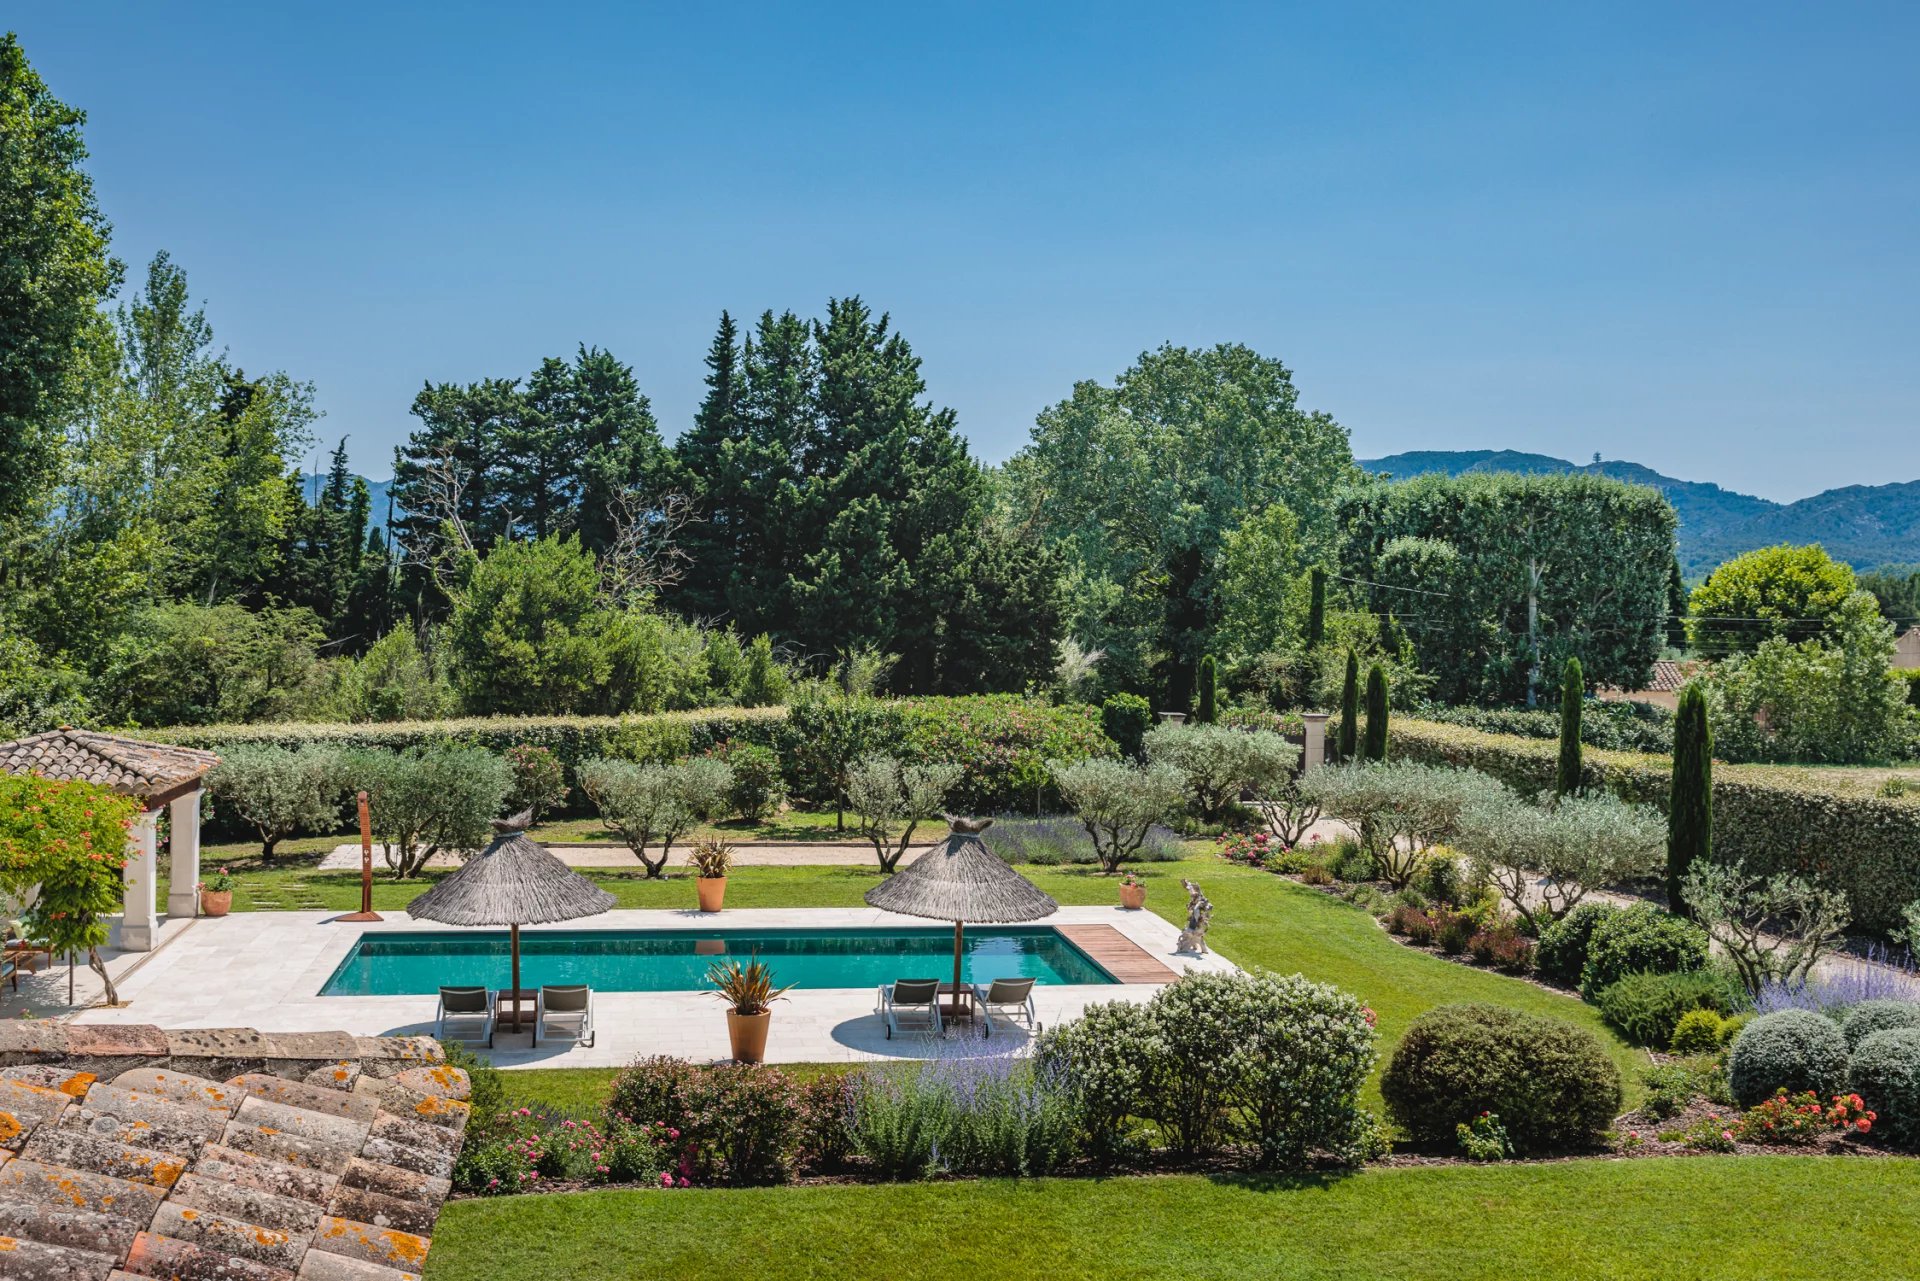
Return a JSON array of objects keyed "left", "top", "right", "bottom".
[
  {"left": 1727, "top": 1010, "right": 1851, "bottom": 1108},
  {"left": 1392, "top": 717, "right": 1920, "bottom": 935},
  {"left": 1851, "top": 1027, "right": 1920, "bottom": 1149}
]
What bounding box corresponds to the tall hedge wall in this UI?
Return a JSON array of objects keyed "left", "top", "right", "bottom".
[{"left": 1391, "top": 718, "right": 1920, "bottom": 935}]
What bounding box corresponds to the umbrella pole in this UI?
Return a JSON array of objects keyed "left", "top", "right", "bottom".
[
  {"left": 952, "top": 921, "right": 964, "bottom": 1033},
  {"left": 510, "top": 923, "right": 522, "bottom": 1033}
]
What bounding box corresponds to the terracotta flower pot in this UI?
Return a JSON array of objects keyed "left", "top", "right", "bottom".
[
  {"left": 200, "top": 890, "right": 233, "bottom": 917},
  {"left": 726, "top": 1009, "right": 771, "bottom": 1063},
  {"left": 1118, "top": 882, "right": 1146, "bottom": 911},
  {"left": 696, "top": 876, "right": 727, "bottom": 913}
]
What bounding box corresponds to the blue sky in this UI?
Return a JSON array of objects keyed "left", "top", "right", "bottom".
[{"left": 16, "top": 3, "right": 1918, "bottom": 499}]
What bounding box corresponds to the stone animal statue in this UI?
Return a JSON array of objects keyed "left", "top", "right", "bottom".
[
  {"left": 1176, "top": 879, "right": 1213, "bottom": 954},
  {"left": 946, "top": 816, "right": 994, "bottom": 834}
]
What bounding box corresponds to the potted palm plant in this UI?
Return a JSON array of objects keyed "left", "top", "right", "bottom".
[
  {"left": 1118, "top": 871, "right": 1146, "bottom": 911},
  {"left": 708, "top": 953, "right": 792, "bottom": 1063},
  {"left": 691, "top": 836, "right": 733, "bottom": 913},
  {"left": 197, "top": 867, "right": 235, "bottom": 917}
]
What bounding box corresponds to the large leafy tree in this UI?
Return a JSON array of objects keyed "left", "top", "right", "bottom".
[
  {"left": 1337, "top": 472, "right": 1677, "bottom": 706},
  {"left": 1006, "top": 343, "right": 1355, "bottom": 708},
  {"left": 1686, "top": 543, "right": 1859, "bottom": 656},
  {"left": 0, "top": 34, "right": 120, "bottom": 519}
]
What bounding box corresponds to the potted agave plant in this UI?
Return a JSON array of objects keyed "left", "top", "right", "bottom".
[
  {"left": 1118, "top": 871, "right": 1146, "bottom": 911},
  {"left": 708, "top": 953, "right": 792, "bottom": 1064},
  {"left": 198, "top": 867, "right": 235, "bottom": 917},
  {"left": 691, "top": 836, "right": 734, "bottom": 913}
]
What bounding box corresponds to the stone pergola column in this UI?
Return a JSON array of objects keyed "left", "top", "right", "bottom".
[
  {"left": 166, "top": 788, "right": 202, "bottom": 922},
  {"left": 122, "top": 807, "right": 160, "bottom": 952},
  {"left": 1301, "top": 712, "right": 1331, "bottom": 772}
]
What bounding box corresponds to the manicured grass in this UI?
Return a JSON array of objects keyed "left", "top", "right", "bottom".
[{"left": 426, "top": 1156, "right": 1918, "bottom": 1280}]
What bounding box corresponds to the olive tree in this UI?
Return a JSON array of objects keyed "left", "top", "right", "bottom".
[
  {"left": 579, "top": 758, "right": 695, "bottom": 878},
  {"left": 675, "top": 755, "right": 736, "bottom": 823},
  {"left": 206, "top": 744, "right": 348, "bottom": 859},
  {"left": 1681, "top": 862, "right": 1852, "bottom": 998},
  {"left": 1143, "top": 723, "right": 1299, "bottom": 823},
  {"left": 1299, "top": 762, "right": 1505, "bottom": 888},
  {"left": 347, "top": 746, "right": 511, "bottom": 878},
  {"left": 846, "top": 754, "right": 962, "bottom": 872},
  {"left": 1050, "top": 758, "right": 1186, "bottom": 873},
  {"left": 1455, "top": 790, "right": 1665, "bottom": 932}
]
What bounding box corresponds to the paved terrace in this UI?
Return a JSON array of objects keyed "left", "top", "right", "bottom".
[{"left": 69, "top": 907, "right": 1239, "bottom": 1068}]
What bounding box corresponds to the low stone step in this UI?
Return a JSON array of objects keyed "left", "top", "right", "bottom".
[
  {"left": 309, "top": 1215, "right": 431, "bottom": 1275},
  {"left": 16, "top": 1128, "right": 187, "bottom": 1191},
  {"left": 149, "top": 1201, "right": 310, "bottom": 1273},
  {"left": 109, "top": 1070, "right": 241, "bottom": 1118},
  {"left": 337, "top": 1159, "right": 449, "bottom": 1215},
  {"left": 0, "top": 1077, "right": 75, "bottom": 1150},
  {"left": 233, "top": 1097, "right": 371, "bottom": 1151},
  {"left": 197, "top": 1146, "right": 339, "bottom": 1206},
  {"left": 0, "top": 1233, "right": 119, "bottom": 1281},
  {"left": 171, "top": 1172, "right": 324, "bottom": 1235},
  {"left": 218, "top": 1124, "right": 356, "bottom": 1176},
  {"left": 0, "top": 1156, "right": 167, "bottom": 1222},
  {"left": 120, "top": 1230, "right": 297, "bottom": 1281},
  {"left": 0, "top": 1194, "right": 142, "bottom": 1258},
  {"left": 0, "top": 1066, "right": 98, "bottom": 1099},
  {"left": 323, "top": 1182, "right": 435, "bottom": 1238},
  {"left": 227, "top": 1076, "right": 379, "bottom": 1126},
  {"left": 295, "top": 1249, "right": 421, "bottom": 1281}
]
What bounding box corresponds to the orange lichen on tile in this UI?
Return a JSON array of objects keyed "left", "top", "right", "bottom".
[
  {"left": 56, "top": 1073, "right": 96, "bottom": 1098},
  {"left": 0, "top": 1114, "right": 22, "bottom": 1143}
]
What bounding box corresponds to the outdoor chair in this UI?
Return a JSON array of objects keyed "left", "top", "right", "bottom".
[
  {"left": 1, "top": 920, "right": 52, "bottom": 991},
  {"left": 436, "top": 985, "right": 494, "bottom": 1047},
  {"left": 878, "top": 978, "right": 944, "bottom": 1039},
  {"left": 973, "top": 977, "right": 1039, "bottom": 1038},
  {"left": 536, "top": 984, "right": 595, "bottom": 1048}
]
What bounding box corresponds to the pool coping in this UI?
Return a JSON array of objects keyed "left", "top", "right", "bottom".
[{"left": 74, "top": 906, "right": 1238, "bottom": 1067}]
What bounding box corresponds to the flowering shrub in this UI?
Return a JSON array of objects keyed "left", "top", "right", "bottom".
[
  {"left": 1736, "top": 1089, "right": 1832, "bottom": 1145},
  {"left": 1216, "top": 829, "right": 1277, "bottom": 867},
  {"left": 848, "top": 1047, "right": 1081, "bottom": 1177},
  {"left": 504, "top": 743, "right": 568, "bottom": 818},
  {"left": 1036, "top": 999, "right": 1160, "bottom": 1161},
  {"left": 605, "top": 1057, "right": 828, "bottom": 1184},
  {"left": 1663, "top": 1113, "right": 1738, "bottom": 1152},
  {"left": 1467, "top": 924, "right": 1536, "bottom": 975},
  {"left": 1456, "top": 1111, "right": 1512, "bottom": 1161},
  {"left": 454, "top": 1107, "right": 678, "bottom": 1194}
]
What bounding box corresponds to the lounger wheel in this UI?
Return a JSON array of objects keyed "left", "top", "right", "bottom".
[{"left": 885, "top": 1025, "right": 893, "bottom": 1039}]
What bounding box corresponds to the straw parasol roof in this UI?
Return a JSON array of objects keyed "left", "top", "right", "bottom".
[
  {"left": 406, "top": 810, "right": 616, "bottom": 926},
  {"left": 865, "top": 818, "right": 1057, "bottom": 923}
]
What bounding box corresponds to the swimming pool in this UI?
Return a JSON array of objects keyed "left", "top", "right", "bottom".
[{"left": 320, "top": 927, "right": 1118, "bottom": 996}]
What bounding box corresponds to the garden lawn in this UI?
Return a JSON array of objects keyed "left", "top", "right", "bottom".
[{"left": 426, "top": 1156, "right": 1917, "bottom": 1281}]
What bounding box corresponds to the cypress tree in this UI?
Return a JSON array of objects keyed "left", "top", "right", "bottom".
[
  {"left": 1307, "top": 567, "right": 1327, "bottom": 650},
  {"left": 1195, "top": 655, "right": 1218, "bottom": 723},
  {"left": 1557, "top": 657, "right": 1584, "bottom": 797},
  {"left": 1337, "top": 649, "right": 1359, "bottom": 762},
  {"left": 1362, "top": 662, "right": 1389, "bottom": 761},
  {"left": 1667, "top": 683, "right": 1713, "bottom": 915}
]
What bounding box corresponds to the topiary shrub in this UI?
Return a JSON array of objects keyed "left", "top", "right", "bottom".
[
  {"left": 1101, "top": 693, "right": 1153, "bottom": 760},
  {"left": 1580, "top": 903, "right": 1710, "bottom": 997},
  {"left": 1850, "top": 1027, "right": 1920, "bottom": 1149},
  {"left": 1670, "top": 1007, "right": 1730, "bottom": 1055},
  {"left": 1536, "top": 902, "right": 1617, "bottom": 987},
  {"left": 1595, "top": 970, "right": 1742, "bottom": 1048},
  {"left": 1840, "top": 1000, "right": 1920, "bottom": 1052},
  {"left": 1380, "top": 1003, "right": 1622, "bottom": 1153},
  {"left": 1727, "top": 1010, "right": 1851, "bottom": 1108}
]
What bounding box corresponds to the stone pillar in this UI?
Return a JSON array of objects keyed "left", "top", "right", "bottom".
[
  {"left": 123, "top": 808, "right": 160, "bottom": 951},
  {"left": 1302, "top": 712, "right": 1330, "bottom": 772},
  {"left": 167, "top": 788, "right": 202, "bottom": 921}
]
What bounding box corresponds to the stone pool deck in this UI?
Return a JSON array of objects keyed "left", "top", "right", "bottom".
[{"left": 68, "top": 907, "right": 1238, "bottom": 1069}]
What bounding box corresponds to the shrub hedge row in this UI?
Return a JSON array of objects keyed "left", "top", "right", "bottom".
[{"left": 1392, "top": 718, "right": 1920, "bottom": 935}]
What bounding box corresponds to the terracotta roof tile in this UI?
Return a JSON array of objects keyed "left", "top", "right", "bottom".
[{"left": 0, "top": 728, "right": 219, "bottom": 797}]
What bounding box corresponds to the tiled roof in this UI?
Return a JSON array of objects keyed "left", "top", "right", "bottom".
[
  {"left": 0, "top": 1023, "right": 469, "bottom": 1280},
  {"left": 1642, "top": 660, "right": 1699, "bottom": 693},
  {"left": 0, "top": 728, "right": 220, "bottom": 797}
]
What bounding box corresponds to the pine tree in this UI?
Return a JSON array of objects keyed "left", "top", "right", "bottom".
[
  {"left": 672, "top": 313, "right": 744, "bottom": 620},
  {"left": 1307, "top": 567, "right": 1327, "bottom": 650},
  {"left": 1195, "top": 654, "right": 1218, "bottom": 723},
  {"left": 1362, "top": 662, "right": 1389, "bottom": 761},
  {"left": 1337, "top": 649, "right": 1359, "bottom": 762},
  {"left": 1667, "top": 683, "right": 1713, "bottom": 915},
  {"left": 1557, "top": 657, "right": 1584, "bottom": 797}
]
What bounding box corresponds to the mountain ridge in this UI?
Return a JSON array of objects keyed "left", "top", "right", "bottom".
[{"left": 1356, "top": 450, "right": 1920, "bottom": 576}]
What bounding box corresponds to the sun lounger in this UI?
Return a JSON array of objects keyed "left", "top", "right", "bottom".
[
  {"left": 436, "top": 985, "right": 494, "bottom": 1047},
  {"left": 878, "top": 978, "right": 944, "bottom": 1039},
  {"left": 536, "top": 984, "right": 595, "bottom": 1048},
  {"left": 973, "top": 977, "right": 1039, "bottom": 1037}
]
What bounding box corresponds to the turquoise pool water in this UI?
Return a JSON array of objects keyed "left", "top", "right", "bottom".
[{"left": 321, "top": 927, "right": 1117, "bottom": 996}]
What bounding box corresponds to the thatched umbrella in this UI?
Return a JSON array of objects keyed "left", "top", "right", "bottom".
[
  {"left": 864, "top": 818, "right": 1057, "bottom": 1023},
  {"left": 406, "top": 810, "right": 616, "bottom": 1033}
]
